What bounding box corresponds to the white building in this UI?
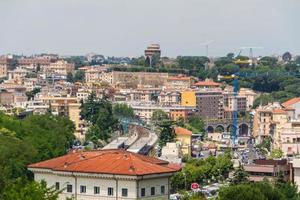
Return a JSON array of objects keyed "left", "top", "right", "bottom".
[{"left": 28, "top": 149, "right": 180, "bottom": 200}]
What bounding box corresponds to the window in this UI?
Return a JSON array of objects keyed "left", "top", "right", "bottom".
[
  {"left": 141, "top": 188, "right": 146, "bottom": 197},
  {"left": 80, "top": 185, "right": 86, "bottom": 193},
  {"left": 55, "top": 182, "right": 60, "bottom": 190},
  {"left": 94, "top": 186, "right": 100, "bottom": 194},
  {"left": 108, "top": 187, "right": 114, "bottom": 196},
  {"left": 67, "top": 184, "right": 72, "bottom": 193},
  {"left": 151, "top": 187, "right": 155, "bottom": 196},
  {"left": 122, "top": 188, "right": 128, "bottom": 197},
  {"left": 161, "top": 186, "right": 165, "bottom": 194}
]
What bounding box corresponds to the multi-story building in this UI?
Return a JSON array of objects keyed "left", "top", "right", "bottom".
[
  {"left": 282, "top": 97, "right": 300, "bottom": 119},
  {"left": 158, "top": 91, "right": 180, "bottom": 106},
  {"left": 46, "top": 60, "right": 75, "bottom": 76},
  {"left": 165, "top": 76, "right": 193, "bottom": 89},
  {"left": 244, "top": 159, "right": 291, "bottom": 182},
  {"left": 7, "top": 67, "right": 29, "bottom": 83},
  {"left": 28, "top": 149, "right": 179, "bottom": 200},
  {"left": 195, "top": 89, "right": 224, "bottom": 120},
  {"left": 252, "top": 103, "right": 282, "bottom": 143},
  {"left": 0, "top": 57, "right": 12, "bottom": 78},
  {"left": 174, "top": 127, "right": 192, "bottom": 156},
  {"left": 18, "top": 57, "right": 51, "bottom": 71},
  {"left": 238, "top": 88, "right": 258, "bottom": 110},
  {"left": 84, "top": 67, "right": 108, "bottom": 83},
  {"left": 0, "top": 83, "right": 27, "bottom": 106}
]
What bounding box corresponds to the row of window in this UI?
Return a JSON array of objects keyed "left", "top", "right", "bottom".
[{"left": 56, "top": 182, "right": 165, "bottom": 197}]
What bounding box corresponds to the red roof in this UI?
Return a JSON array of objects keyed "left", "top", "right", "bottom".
[
  {"left": 193, "top": 81, "right": 221, "bottom": 87},
  {"left": 174, "top": 127, "right": 192, "bottom": 136},
  {"left": 28, "top": 150, "right": 179, "bottom": 176},
  {"left": 282, "top": 97, "right": 300, "bottom": 108},
  {"left": 272, "top": 109, "right": 287, "bottom": 114}
]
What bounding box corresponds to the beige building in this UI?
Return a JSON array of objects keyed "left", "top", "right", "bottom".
[
  {"left": 252, "top": 103, "right": 282, "bottom": 143},
  {"left": 46, "top": 60, "right": 75, "bottom": 76},
  {"left": 0, "top": 58, "right": 10, "bottom": 78},
  {"left": 28, "top": 150, "right": 179, "bottom": 200},
  {"left": 165, "top": 76, "right": 193, "bottom": 89},
  {"left": 239, "top": 88, "right": 258, "bottom": 110}
]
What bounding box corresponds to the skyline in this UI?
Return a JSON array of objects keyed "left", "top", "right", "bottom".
[{"left": 0, "top": 0, "right": 299, "bottom": 57}]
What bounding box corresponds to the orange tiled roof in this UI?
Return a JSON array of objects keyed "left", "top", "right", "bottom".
[
  {"left": 282, "top": 97, "right": 300, "bottom": 108},
  {"left": 272, "top": 109, "right": 287, "bottom": 114},
  {"left": 28, "top": 150, "right": 179, "bottom": 176},
  {"left": 174, "top": 127, "right": 192, "bottom": 136},
  {"left": 193, "top": 81, "right": 221, "bottom": 87}
]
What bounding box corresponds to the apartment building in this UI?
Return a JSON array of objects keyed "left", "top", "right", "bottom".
[
  {"left": 46, "top": 60, "right": 75, "bottom": 76},
  {"left": 0, "top": 57, "right": 11, "bottom": 78},
  {"left": 165, "top": 76, "right": 193, "bottom": 89},
  {"left": 252, "top": 103, "right": 282, "bottom": 143},
  {"left": 28, "top": 150, "right": 179, "bottom": 200},
  {"left": 195, "top": 89, "right": 224, "bottom": 120}
]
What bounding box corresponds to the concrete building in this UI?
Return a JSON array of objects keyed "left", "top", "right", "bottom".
[
  {"left": 158, "top": 91, "right": 180, "bottom": 106},
  {"left": 195, "top": 89, "right": 224, "bottom": 120},
  {"left": 252, "top": 103, "right": 283, "bottom": 143},
  {"left": 46, "top": 60, "right": 75, "bottom": 76},
  {"left": 238, "top": 88, "right": 258, "bottom": 110},
  {"left": 0, "top": 57, "right": 11, "bottom": 78},
  {"left": 174, "top": 127, "right": 192, "bottom": 156},
  {"left": 282, "top": 97, "right": 300, "bottom": 119},
  {"left": 244, "top": 159, "right": 291, "bottom": 182},
  {"left": 165, "top": 76, "right": 193, "bottom": 89},
  {"left": 28, "top": 150, "right": 179, "bottom": 200}
]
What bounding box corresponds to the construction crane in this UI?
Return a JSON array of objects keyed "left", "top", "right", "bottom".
[
  {"left": 235, "top": 46, "right": 263, "bottom": 66},
  {"left": 217, "top": 70, "right": 300, "bottom": 148}
]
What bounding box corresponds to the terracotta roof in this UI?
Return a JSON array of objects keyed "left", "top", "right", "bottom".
[
  {"left": 28, "top": 150, "right": 179, "bottom": 176},
  {"left": 272, "top": 109, "right": 287, "bottom": 114},
  {"left": 282, "top": 97, "right": 300, "bottom": 108},
  {"left": 174, "top": 127, "right": 192, "bottom": 136},
  {"left": 193, "top": 81, "right": 221, "bottom": 87}
]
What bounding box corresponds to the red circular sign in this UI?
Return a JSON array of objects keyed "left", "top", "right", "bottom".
[{"left": 191, "top": 183, "right": 200, "bottom": 190}]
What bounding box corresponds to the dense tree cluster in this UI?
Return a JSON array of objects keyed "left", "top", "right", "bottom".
[
  {"left": 171, "top": 153, "right": 233, "bottom": 192},
  {"left": 0, "top": 113, "right": 75, "bottom": 199}
]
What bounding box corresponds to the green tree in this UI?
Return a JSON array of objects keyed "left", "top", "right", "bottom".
[
  {"left": 113, "top": 103, "right": 135, "bottom": 119},
  {"left": 2, "top": 179, "right": 59, "bottom": 200},
  {"left": 80, "top": 92, "right": 118, "bottom": 144},
  {"left": 66, "top": 72, "right": 73, "bottom": 82},
  {"left": 270, "top": 148, "right": 283, "bottom": 159},
  {"left": 218, "top": 184, "right": 266, "bottom": 200},
  {"left": 231, "top": 165, "right": 249, "bottom": 184},
  {"left": 151, "top": 109, "right": 170, "bottom": 125},
  {"left": 186, "top": 116, "right": 205, "bottom": 133},
  {"left": 158, "top": 120, "right": 175, "bottom": 147},
  {"left": 73, "top": 70, "right": 85, "bottom": 82}
]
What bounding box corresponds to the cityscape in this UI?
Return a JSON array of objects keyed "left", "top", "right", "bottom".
[{"left": 0, "top": 1, "right": 300, "bottom": 200}]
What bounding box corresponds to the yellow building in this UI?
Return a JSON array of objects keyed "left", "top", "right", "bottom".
[
  {"left": 181, "top": 91, "right": 196, "bottom": 107},
  {"left": 174, "top": 127, "right": 192, "bottom": 156}
]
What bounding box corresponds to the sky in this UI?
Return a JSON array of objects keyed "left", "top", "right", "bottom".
[{"left": 0, "top": 0, "right": 299, "bottom": 57}]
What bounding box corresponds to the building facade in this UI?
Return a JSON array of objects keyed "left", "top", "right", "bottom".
[{"left": 28, "top": 150, "right": 179, "bottom": 200}]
